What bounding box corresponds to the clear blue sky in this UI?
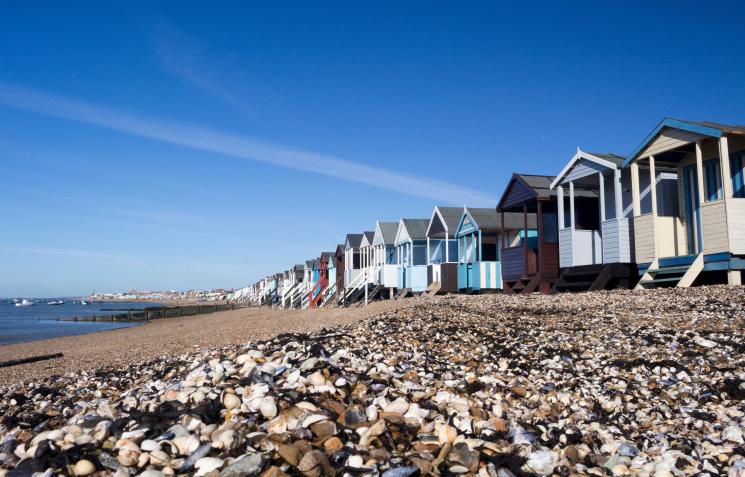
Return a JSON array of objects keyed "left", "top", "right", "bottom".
[{"left": 1, "top": 1, "right": 744, "bottom": 297}]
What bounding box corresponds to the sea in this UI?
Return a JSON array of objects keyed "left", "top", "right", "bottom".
[{"left": 0, "top": 299, "right": 158, "bottom": 346}]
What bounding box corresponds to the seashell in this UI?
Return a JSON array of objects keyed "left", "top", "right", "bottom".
[
  {"left": 259, "top": 397, "right": 278, "bottom": 419},
  {"left": 722, "top": 425, "right": 744, "bottom": 444},
  {"left": 384, "top": 398, "right": 409, "bottom": 415},
  {"left": 141, "top": 440, "right": 161, "bottom": 452},
  {"left": 140, "top": 470, "right": 166, "bottom": 477},
  {"left": 525, "top": 451, "right": 557, "bottom": 476},
  {"left": 150, "top": 450, "right": 171, "bottom": 466},
  {"left": 347, "top": 455, "right": 364, "bottom": 468},
  {"left": 211, "top": 428, "right": 235, "bottom": 449},
  {"left": 194, "top": 457, "right": 224, "bottom": 476},
  {"left": 308, "top": 371, "right": 326, "bottom": 386},
  {"left": 300, "top": 414, "right": 329, "bottom": 428},
  {"left": 222, "top": 394, "right": 242, "bottom": 411}
]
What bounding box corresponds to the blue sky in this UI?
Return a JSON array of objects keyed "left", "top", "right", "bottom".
[{"left": 1, "top": 1, "right": 744, "bottom": 297}]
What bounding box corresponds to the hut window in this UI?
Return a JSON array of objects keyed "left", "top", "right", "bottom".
[
  {"left": 731, "top": 152, "right": 745, "bottom": 198},
  {"left": 704, "top": 159, "right": 722, "bottom": 202}
]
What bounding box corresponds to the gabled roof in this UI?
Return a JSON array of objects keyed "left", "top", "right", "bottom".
[
  {"left": 345, "top": 233, "right": 363, "bottom": 249},
  {"left": 550, "top": 148, "right": 626, "bottom": 189},
  {"left": 335, "top": 244, "right": 345, "bottom": 256},
  {"left": 320, "top": 252, "right": 334, "bottom": 262},
  {"left": 454, "top": 207, "right": 531, "bottom": 236},
  {"left": 373, "top": 221, "right": 398, "bottom": 246},
  {"left": 360, "top": 231, "right": 375, "bottom": 248},
  {"left": 394, "top": 218, "right": 430, "bottom": 244},
  {"left": 497, "top": 173, "right": 600, "bottom": 211},
  {"left": 426, "top": 206, "right": 464, "bottom": 239},
  {"left": 623, "top": 117, "right": 745, "bottom": 167},
  {"left": 497, "top": 174, "right": 556, "bottom": 211}
]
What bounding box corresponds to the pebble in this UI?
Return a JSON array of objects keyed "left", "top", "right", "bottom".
[
  {"left": 1, "top": 287, "right": 744, "bottom": 477},
  {"left": 73, "top": 459, "right": 95, "bottom": 476}
]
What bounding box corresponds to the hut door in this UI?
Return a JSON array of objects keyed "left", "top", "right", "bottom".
[{"left": 683, "top": 165, "right": 702, "bottom": 254}]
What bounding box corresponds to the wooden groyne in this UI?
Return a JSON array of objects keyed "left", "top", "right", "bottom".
[{"left": 56, "top": 303, "right": 247, "bottom": 323}]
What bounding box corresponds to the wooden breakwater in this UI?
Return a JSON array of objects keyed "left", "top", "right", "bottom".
[{"left": 56, "top": 303, "right": 248, "bottom": 323}]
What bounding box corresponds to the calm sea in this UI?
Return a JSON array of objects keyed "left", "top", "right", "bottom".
[{"left": 0, "top": 300, "right": 158, "bottom": 346}]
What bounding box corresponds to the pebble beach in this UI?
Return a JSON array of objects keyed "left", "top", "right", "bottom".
[{"left": 1, "top": 287, "right": 744, "bottom": 477}]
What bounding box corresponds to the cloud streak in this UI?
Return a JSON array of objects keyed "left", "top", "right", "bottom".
[
  {"left": 152, "top": 21, "right": 253, "bottom": 115},
  {"left": 0, "top": 82, "right": 496, "bottom": 206}
]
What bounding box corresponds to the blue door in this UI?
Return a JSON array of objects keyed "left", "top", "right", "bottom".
[{"left": 683, "top": 165, "right": 702, "bottom": 254}]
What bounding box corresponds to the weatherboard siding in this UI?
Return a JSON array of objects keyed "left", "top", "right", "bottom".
[
  {"left": 640, "top": 128, "right": 706, "bottom": 159},
  {"left": 701, "top": 201, "right": 729, "bottom": 254},
  {"left": 405, "top": 265, "right": 429, "bottom": 292},
  {"left": 634, "top": 214, "right": 656, "bottom": 264},
  {"left": 601, "top": 218, "right": 633, "bottom": 264},
  {"left": 562, "top": 160, "right": 606, "bottom": 184},
  {"left": 728, "top": 199, "right": 745, "bottom": 254},
  {"left": 559, "top": 228, "right": 573, "bottom": 268}
]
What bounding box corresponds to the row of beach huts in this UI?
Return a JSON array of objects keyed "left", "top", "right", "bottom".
[{"left": 230, "top": 118, "right": 745, "bottom": 308}]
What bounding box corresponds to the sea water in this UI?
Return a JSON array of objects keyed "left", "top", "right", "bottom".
[{"left": 0, "top": 300, "right": 157, "bottom": 345}]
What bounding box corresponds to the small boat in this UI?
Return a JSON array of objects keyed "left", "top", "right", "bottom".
[
  {"left": 80, "top": 300, "right": 90, "bottom": 306},
  {"left": 15, "top": 299, "right": 34, "bottom": 307},
  {"left": 47, "top": 300, "right": 64, "bottom": 306}
]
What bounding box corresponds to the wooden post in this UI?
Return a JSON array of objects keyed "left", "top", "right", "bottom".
[
  {"left": 649, "top": 156, "right": 658, "bottom": 216},
  {"left": 614, "top": 169, "right": 623, "bottom": 220},
  {"left": 695, "top": 140, "right": 706, "bottom": 205},
  {"left": 631, "top": 162, "right": 641, "bottom": 217},
  {"left": 500, "top": 211, "right": 505, "bottom": 249},
  {"left": 445, "top": 236, "right": 449, "bottom": 263},
  {"left": 537, "top": 200, "right": 544, "bottom": 246},
  {"left": 478, "top": 230, "right": 482, "bottom": 262},
  {"left": 598, "top": 172, "right": 606, "bottom": 223},
  {"left": 523, "top": 203, "right": 528, "bottom": 271},
  {"left": 426, "top": 237, "right": 431, "bottom": 265},
  {"left": 537, "top": 200, "right": 544, "bottom": 284},
  {"left": 557, "top": 185, "right": 564, "bottom": 230},
  {"left": 720, "top": 136, "right": 733, "bottom": 199},
  {"left": 569, "top": 181, "right": 575, "bottom": 229}
]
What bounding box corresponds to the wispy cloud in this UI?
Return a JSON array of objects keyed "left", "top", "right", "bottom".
[
  {"left": 152, "top": 21, "right": 252, "bottom": 115},
  {"left": 0, "top": 245, "right": 133, "bottom": 261},
  {"left": 0, "top": 82, "right": 496, "bottom": 206},
  {"left": 0, "top": 245, "right": 244, "bottom": 273}
]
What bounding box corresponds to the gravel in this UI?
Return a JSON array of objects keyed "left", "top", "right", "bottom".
[{"left": 0, "top": 286, "right": 744, "bottom": 477}]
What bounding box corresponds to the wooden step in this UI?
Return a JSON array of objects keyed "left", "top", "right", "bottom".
[
  {"left": 646, "top": 265, "right": 690, "bottom": 275},
  {"left": 640, "top": 277, "right": 681, "bottom": 285}
]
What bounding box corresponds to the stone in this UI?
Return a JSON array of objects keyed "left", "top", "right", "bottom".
[
  {"left": 278, "top": 444, "right": 302, "bottom": 467},
  {"left": 297, "top": 450, "right": 329, "bottom": 477},
  {"left": 219, "top": 454, "right": 267, "bottom": 477},
  {"left": 73, "top": 460, "right": 96, "bottom": 476}
]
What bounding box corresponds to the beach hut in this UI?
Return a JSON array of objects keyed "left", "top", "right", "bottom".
[
  {"left": 309, "top": 252, "right": 333, "bottom": 308},
  {"left": 426, "top": 206, "right": 463, "bottom": 293},
  {"left": 359, "top": 231, "right": 376, "bottom": 285},
  {"left": 394, "top": 219, "right": 430, "bottom": 294},
  {"left": 623, "top": 118, "right": 745, "bottom": 287},
  {"left": 455, "top": 208, "right": 499, "bottom": 292},
  {"left": 332, "top": 244, "right": 345, "bottom": 302},
  {"left": 344, "top": 234, "right": 363, "bottom": 288},
  {"left": 372, "top": 221, "right": 399, "bottom": 295},
  {"left": 322, "top": 246, "right": 342, "bottom": 306},
  {"left": 548, "top": 149, "right": 640, "bottom": 291},
  {"left": 496, "top": 174, "right": 576, "bottom": 293}
]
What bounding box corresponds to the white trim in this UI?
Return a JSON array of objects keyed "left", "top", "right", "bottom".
[
  {"left": 394, "top": 218, "right": 407, "bottom": 246},
  {"left": 425, "top": 206, "right": 465, "bottom": 239},
  {"left": 550, "top": 147, "right": 621, "bottom": 189}
]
